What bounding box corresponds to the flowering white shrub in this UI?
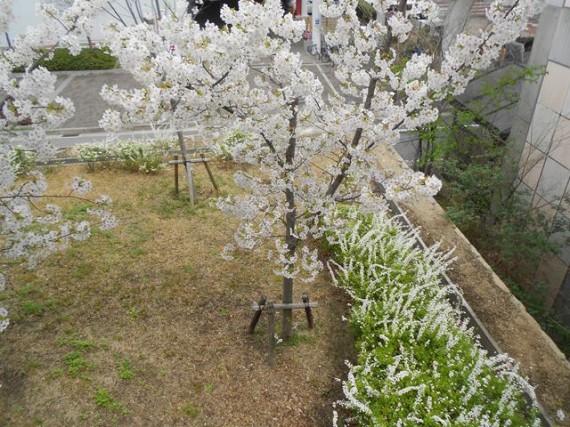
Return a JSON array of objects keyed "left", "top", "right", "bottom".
[
  {"left": 78, "top": 142, "right": 114, "bottom": 171},
  {"left": 115, "top": 139, "right": 169, "bottom": 173},
  {"left": 78, "top": 137, "right": 173, "bottom": 173},
  {"left": 327, "top": 207, "right": 541, "bottom": 426}
]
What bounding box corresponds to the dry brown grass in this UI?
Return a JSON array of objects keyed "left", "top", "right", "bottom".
[{"left": 0, "top": 162, "right": 353, "bottom": 427}]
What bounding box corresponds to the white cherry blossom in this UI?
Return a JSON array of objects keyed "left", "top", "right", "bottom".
[
  {"left": 0, "top": 0, "right": 542, "bottom": 336},
  {"left": 0, "top": 0, "right": 117, "bottom": 331}
]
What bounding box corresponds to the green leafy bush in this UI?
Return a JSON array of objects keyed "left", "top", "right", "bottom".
[
  {"left": 13, "top": 47, "right": 117, "bottom": 72},
  {"left": 9, "top": 147, "right": 37, "bottom": 176},
  {"left": 78, "top": 139, "right": 170, "bottom": 174},
  {"left": 114, "top": 140, "right": 167, "bottom": 174},
  {"left": 327, "top": 207, "right": 540, "bottom": 426},
  {"left": 415, "top": 66, "right": 570, "bottom": 357},
  {"left": 78, "top": 143, "right": 113, "bottom": 172}
]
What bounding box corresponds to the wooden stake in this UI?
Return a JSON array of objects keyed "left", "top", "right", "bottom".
[
  {"left": 248, "top": 294, "right": 267, "bottom": 334},
  {"left": 175, "top": 131, "right": 196, "bottom": 206},
  {"left": 302, "top": 292, "right": 314, "bottom": 329},
  {"left": 267, "top": 300, "right": 276, "bottom": 367},
  {"left": 252, "top": 302, "right": 318, "bottom": 311},
  {"left": 201, "top": 154, "right": 219, "bottom": 193},
  {"left": 173, "top": 154, "right": 179, "bottom": 194}
]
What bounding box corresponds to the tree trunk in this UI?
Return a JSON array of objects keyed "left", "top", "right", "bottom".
[
  {"left": 325, "top": 78, "right": 378, "bottom": 197},
  {"left": 281, "top": 100, "right": 299, "bottom": 340},
  {"left": 325, "top": 15, "right": 395, "bottom": 198},
  {"left": 281, "top": 272, "right": 294, "bottom": 339},
  {"left": 5, "top": 32, "right": 12, "bottom": 50},
  {"left": 281, "top": 185, "right": 297, "bottom": 340}
]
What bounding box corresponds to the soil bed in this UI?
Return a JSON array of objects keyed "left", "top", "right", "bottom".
[
  {"left": 0, "top": 163, "right": 353, "bottom": 426},
  {"left": 3, "top": 149, "right": 568, "bottom": 426}
]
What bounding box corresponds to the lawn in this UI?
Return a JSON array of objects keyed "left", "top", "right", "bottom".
[{"left": 0, "top": 162, "right": 353, "bottom": 426}]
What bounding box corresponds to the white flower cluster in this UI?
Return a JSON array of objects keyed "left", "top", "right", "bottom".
[
  {"left": 328, "top": 207, "right": 541, "bottom": 426},
  {"left": 0, "top": 172, "right": 117, "bottom": 268},
  {"left": 90, "top": 0, "right": 540, "bottom": 296},
  {"left": 387, "top": 12, "right": 414, "bottom": 43},
  {"left": 70, "top": 176, "right": 92, "bottom": 195},
  {"left": 383, "top": 170, "right": 442, "bottom": 201},
  {"left": 0, "top": 0, "right": 12, "bottom": 34}
]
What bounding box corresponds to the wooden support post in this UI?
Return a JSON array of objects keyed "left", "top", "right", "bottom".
[
  {"left": 252, "top": 301, "right": 318, "bottom": 311},
  {"left": 174, "top": 155, "right": 179, "bottom": 195},
  {"left": 302, "top": 292, "right": 314, "bottom": 329},
  {"left": 187, "top": 162, "right": 196, "bottom": 206},
  {"left": 175, "top": 131, "right": 196, "bottom": 206},
  {"left": 168, "top": 148, "right": 218, "bottom": 201},
  {"left": 201, "top": 154, "right": 219, "bottom": 194},
  {"left": 248, "top": 294, "right": 267, "bottom": 334},
  {"left": 267, "top": 300, "right": 276, "bottom": 367},
  {"left": 248, "top": 295, "right": 319, "bottom": 365}
]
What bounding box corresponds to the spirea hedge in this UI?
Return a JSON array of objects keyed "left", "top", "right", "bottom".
[
  {"left": 327, "top": 208, "right": 541, "bottom": 426},
  {"left": 77, "top": 139, "right": 172, "bottom": 173}
]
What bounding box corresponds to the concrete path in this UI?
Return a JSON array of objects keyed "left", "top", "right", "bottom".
[
  {"left": 48, "top": 40, "right": 338, "bottom": 136},
  {"left": 53, "top": 69, "right": 141, "bottom": 133},
  {"left": 39, "top": 13, "right": 526, "bottom": 159}
]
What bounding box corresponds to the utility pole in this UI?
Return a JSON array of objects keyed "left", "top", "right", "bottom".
[
  {"left": 5, "top": 33, "right": 12, "bottom": 50},
  {"left": 311, "top": 0, "right": 321, "bottom": 53}
]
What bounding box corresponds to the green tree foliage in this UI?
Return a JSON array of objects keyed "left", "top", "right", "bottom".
[{"left": 416, "top": 66, "right": 570, "bottom": 357}]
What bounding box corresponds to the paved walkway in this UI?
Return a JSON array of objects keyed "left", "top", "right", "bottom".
[
  {"left": 48, "top": 9, "right": 532, "bottom": 136},
  {"left": 50, "top": 40, "right": 336, "bottom": 135},
  {"left": 52, "top": 69, "right": 140, "bottom": 132}
]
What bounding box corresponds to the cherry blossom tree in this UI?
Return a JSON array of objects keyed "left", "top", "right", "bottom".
[
  {"left": 0, "top": 0, "right": 542, "bottom": 339},
  {"left": 97, "top": 0, "right": 541, "bottom": 338},
  {"left": 0, "top": 0, "right": 117, "bottom": 332}
]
